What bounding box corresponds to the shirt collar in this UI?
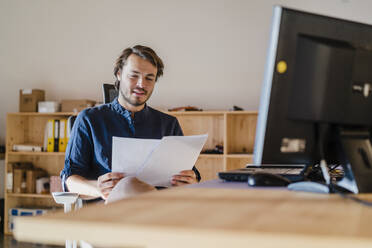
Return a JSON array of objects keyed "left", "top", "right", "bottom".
[{"left": 110, "top": 97, "right": 149, "bottom": 121}]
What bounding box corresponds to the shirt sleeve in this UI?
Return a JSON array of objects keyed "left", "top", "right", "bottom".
[
  {"left": 172, "top": 118, "right": 184, "bottom": 136},
  {"left": 60, "top": 112, "right": 94, "bottom": 191}
]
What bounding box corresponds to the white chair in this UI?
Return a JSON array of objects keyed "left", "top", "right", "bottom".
[{"left": 52, "top": 192, "right": 92, "bottom": 248}]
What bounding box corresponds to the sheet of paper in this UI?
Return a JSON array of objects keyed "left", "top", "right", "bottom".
[
  {"left": 111, "top": 137, "right": 160, "bottom": 176},
  {"left": 136, "top": 134, "right": 208, "bottom": 187},
  {"left": 111, "top": 134, "right": 208, "bottom": 187}
]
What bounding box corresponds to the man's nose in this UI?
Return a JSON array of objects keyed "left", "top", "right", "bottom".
[{"left": 136, "top": 77, "right": 145, "bottom": 88}]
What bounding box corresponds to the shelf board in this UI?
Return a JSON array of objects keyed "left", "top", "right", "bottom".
[
  {"left": 7, "top": 151, "right": 65, "bottom": 156},
  {"left": 7, "top": 112, "right": 77, "bottom": 116},
  {"left": 198, "top": 154, "right": 253, "bottom": 158},
  {"left": 199, "top": 154, "right": 224, "bottom": 158},
  {"left": 7, "top": 111, "right": 258, "bottom": 116},
  {"left": 225, "top": 111, "right": 258, "bottom": 115},
  {"left": 164, "top": 110, "right": 258, "bottom": 115},
  {"left": 226, "top": 154, "right": 253, "bottom": 158},
  {"left": 166, "top": 110, "right": 258, "bottom": 115},
  {"left": 167, "top": 111, "right": 225, "bottom": 115},
  {"left": 7, "top": 193, "right": 53, "bottom": 198}
]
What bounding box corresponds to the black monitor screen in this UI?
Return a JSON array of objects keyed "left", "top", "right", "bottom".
[{"left": 253, "top": 6, "right": 372, "bottom": 193}]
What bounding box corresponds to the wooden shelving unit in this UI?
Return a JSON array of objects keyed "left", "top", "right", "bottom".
[
  {"left": 4, "top": 110, "right": 257, "bottom": 234},
  {"left": 7, "top": 193, "right": 53, "bottom": 199},
  {"left": 7, "top": 151, "right": 66, "bottom": 156},
  {"left": 168, "top": 111, "right": 258, "bottom": 181},
  {"left": 4, "top": 112, "right": 75, "bottom": 234}
]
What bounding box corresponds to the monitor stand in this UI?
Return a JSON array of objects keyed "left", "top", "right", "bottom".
[{"left": 337, "top": 128, "right": 372, "bottom": 193}]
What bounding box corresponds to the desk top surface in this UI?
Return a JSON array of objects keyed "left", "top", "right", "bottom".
[{"left": 14, "top": 181, "right": 372, "bottom": 248}]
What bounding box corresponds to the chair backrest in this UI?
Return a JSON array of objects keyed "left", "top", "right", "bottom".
[{"left": 102, "top": 83, "right": 119, "bottom": 104}]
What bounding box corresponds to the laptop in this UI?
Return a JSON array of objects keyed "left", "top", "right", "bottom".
[{"left": 218, "top": 164, "right": 306, "bottom": 182}]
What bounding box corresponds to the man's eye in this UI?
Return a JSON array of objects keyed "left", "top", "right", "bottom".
[
  {"left": 129, "top": 75, "right": 138, "bottom": 78},
  {"left": 146, "top": 77, "right": 154, "bottom": 81}
]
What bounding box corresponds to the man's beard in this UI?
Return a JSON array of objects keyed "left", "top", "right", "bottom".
[{"left": 121, "top": 88, "right": 152, "bottom": 107}]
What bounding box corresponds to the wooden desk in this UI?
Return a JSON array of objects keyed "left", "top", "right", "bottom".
[{"left": 14, "top": 186, "right": 372, "bottom": 248}]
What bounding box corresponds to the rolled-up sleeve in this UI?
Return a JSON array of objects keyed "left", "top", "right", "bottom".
[
  {"left": 172, "top": 119, "right": 184, "bottom": 136},
  {"left": 60, "top": 112, "right": 93, "bottom": 191}
]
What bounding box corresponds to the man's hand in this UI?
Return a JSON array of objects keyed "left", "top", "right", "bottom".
[
  {"left": 105, "top": 177, "right": 156, "bottom": 204},
  {"left": 97, "top": 172, "right": 125, "bottom": 199},
  {"left": 171, "top": 170, "right": 198, "bottom": 186}
]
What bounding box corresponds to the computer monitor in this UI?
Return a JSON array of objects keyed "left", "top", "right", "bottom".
[
  {"left": 102, "top": 83, "right": 119, "bottom": 104},
  {"left": 253, "top": 6, "right": 372, "bottom": 193}
]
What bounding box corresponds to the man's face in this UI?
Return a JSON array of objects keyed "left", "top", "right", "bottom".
[{"left": 117, "top": 54, "right": 157, "bottom": 108}]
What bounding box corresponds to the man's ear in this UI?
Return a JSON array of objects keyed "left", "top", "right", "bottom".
[{"left": 116, "top": 71, "right": 121, "bottom": 81}]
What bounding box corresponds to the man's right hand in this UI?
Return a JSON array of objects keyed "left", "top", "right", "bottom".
[{"left": 97, "top": 172, "right": 125, "bottom": 200}]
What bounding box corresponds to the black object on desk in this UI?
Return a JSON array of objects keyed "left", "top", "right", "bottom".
[
  {"left": 288, "top": 181, "right": 354, "bottom": 194},
  {"left": 247, "top": 172, "right": 291, "bottom": 187},
  {"left": 218, "top": 164, "right": 306, "bottom": 183}
]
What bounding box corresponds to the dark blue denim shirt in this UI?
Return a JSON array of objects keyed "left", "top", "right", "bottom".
[{"left": 60, "top": 98, "right": 200, "bottom": 190}]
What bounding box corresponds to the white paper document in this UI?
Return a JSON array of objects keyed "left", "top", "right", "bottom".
[{"left": 112, "top": 134, "right": 208, "bottom": 187}]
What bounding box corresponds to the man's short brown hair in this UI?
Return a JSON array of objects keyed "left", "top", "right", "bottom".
[{"left": 114, "top": 45, "right": 164, "bottom": 89}]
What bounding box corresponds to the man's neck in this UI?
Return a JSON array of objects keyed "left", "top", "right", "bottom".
[{"left": 118, "top": 95, "right": 145, "bottom": 115}]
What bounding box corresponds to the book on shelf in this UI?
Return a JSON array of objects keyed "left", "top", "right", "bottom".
[
  {"left": 58, "top": 119, "right": 68, "bottom": 152},
  {"left": 46, "top": 119, "right": 55, "bottom": 152},
  {"left": 44, "top": 118, "right": 69, "bottom": 152},
  {"left": 53, "top": 119, "right": 60, "bottom": 152}
]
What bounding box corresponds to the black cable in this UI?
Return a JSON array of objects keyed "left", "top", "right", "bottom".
[
  {"left": 335, "top": 190, "right": 372, "bottom": 207},
  {"left": 314, "top": 124, "right": 372, "bottom": 207},
  {"left": 328, "top": 164, "right": 340, "bottom": 172}
]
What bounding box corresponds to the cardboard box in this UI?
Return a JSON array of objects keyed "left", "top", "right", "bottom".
[
  {"left": 26, "top": 168, "right": 47, "bottom": 193},
  {"left": 8, "top": 207, "right": 49, "bottom": 231},
  {"left": 36, "top": 177, "right": 50, "bottom": 194},
  {"left": 50, "top": 176, "right": 63, "bottom": 192},
  {"left": 61, "top": 99, "right": 96, "bottom": 112},
  {"left": 12, "top": 163, "right": 33, "bottom": 193},
  {"left": 6, "top": 172, "right": 13, "bottom": 192},
  {"left": 13, "top": 169, "right": 25, "bottom": 193},
  {"left": 38, "top": 101, "right": 60, "bottom": 113},
  {"left": 19, "top": 89, "right": 45, "bottom": 112}
]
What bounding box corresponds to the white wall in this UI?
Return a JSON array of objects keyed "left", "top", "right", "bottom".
[{"left": 1, "top": 0, "right": 372, "bottom": 144}]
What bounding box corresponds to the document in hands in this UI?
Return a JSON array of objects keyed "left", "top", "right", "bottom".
[{"left": 111, "top": 134, "right": 208, "bottom": 187}]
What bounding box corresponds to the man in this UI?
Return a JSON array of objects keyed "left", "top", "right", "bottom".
[{"left": 61, "top": 45, "right": 200, "bottom": 200}]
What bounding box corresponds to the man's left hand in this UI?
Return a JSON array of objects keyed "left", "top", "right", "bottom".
[{"left": 171, "top": 170, "right": 198, "bottom": 186}]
